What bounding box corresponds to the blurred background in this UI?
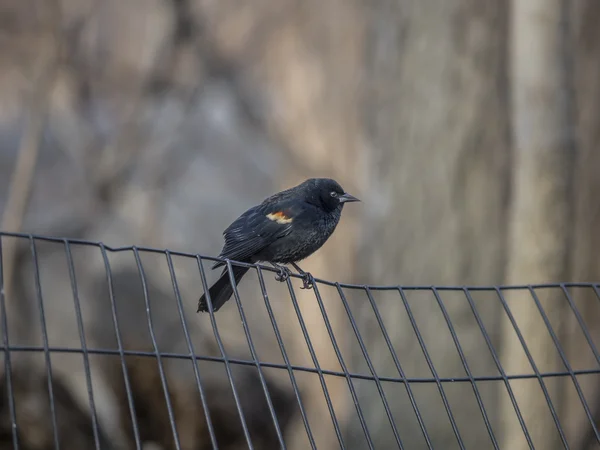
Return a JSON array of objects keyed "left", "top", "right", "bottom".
[{"left": 1, "top": 0, "right": 600, "bottom": 449}]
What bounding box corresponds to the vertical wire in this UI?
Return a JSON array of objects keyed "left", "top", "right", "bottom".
[
  {"left": 99, "top": 244, "right": 143, "bottom": 449},
  {"left": 494, "top": 287, "right": 569, "bottom": 447},
  {"left": 364, "top": 286, "right": 433, "bottom": 448},
  {"left": 397, "top": 287, "right": 466, "bottom": 450},
  {"left": 132, "top": 248, "right": 182, "bottom": 450},
  {"left": 463, "top": 288, "right": 534, "bottom": 448},
  {"left": 255, "top": 266, "right": 317, "bottom": 449},
  {"left": 165, "top": 251, "right": 219, "bottom": 449},
  {"left": 0, "top": 237, "right": 19, "bottom": 449},
  {"left": 196, "top": 256, "right": 254, "bottom": 450},
  {"left": 430, "top": 288, "right": 499, "bottom": 449},
  {"left": 528, "top": 287, "right": 600, "bottom": 442},
  {"left": 63, "top": 241, "right": 102, "bottom": 450},
  {"left": 29, "top": 237, "right": 60, "bottom": 450},
  {"left": 309, "top": 282, "right": 374, "bottom": 450},
  {"left": 224, "top": 260, "right": 286, "bottom": 449},
  {"left": 282, "top": 276, "right": 346, "bottom": 449},
  {"left": 334, "top": 284, "right": 403, "bottom": 449}
]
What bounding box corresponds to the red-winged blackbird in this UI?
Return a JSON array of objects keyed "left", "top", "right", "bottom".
[{"left": 197, "top": 178, "right": 360, "bottom": 313}]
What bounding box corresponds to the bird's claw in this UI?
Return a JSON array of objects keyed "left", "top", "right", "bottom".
[
  {"left": 300, "top": 273, "right": 314, "bottom": 290},
  {"left": 274, "top": 266, "right": 291, "bottom": 282}
]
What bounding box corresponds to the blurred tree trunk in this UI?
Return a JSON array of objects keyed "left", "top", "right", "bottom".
[
  {"left": 354, "top": 0, "right": 510, "bottom": 448},
  {"left": 501, "top": 1, "right": 576, "bottom": 449},
  {"left": 567, "top": 0, "right": 600, "bottom": 448}
]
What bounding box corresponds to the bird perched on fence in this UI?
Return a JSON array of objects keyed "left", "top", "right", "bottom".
[{"left": 197, "top": 178, "right": 360, "bottom": 313}]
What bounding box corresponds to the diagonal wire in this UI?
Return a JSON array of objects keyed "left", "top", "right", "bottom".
[
  {"left": 132, "top": 248, "right": 182, "bottom": 450},
  {"left": 334, "top": 284, "right": 403, "bottom": 449},
  {"left": 462, "top": 288, "right": 533, "bottom": 448},
  {"left": 282, "top": 275, "right": 346, "bottom": 449},
  {"left": 573, "top": 285, "right": 600, "bottom": 367},
  {"left": 527, "top": 286, "right": 600, "bottom": 443},
  {"left": 495, "top": 287, "right": 569, "bottom": 447},
  {"left": 431, "top": 288, "right": 499, "bottom": 449},
  {"left": 225, "top": 260, "right": 287, "bottom": 449},
  {"left": 29, "top": 237, "right": 60, "bottom": 450},
  {"left": 309, "top": 282, "right": 374, "bottom": 449},
  {"left": 196, "top": 256, "right": 254, "bottom": 449},
  {"left": 165, "top": 251, "right": 219, "bottom": 449},
  {"left": 63, "top": 241, "right": 102, "bottom": 450},
  {"left": 255, "top": 266, "right": 317, "bottom": 449},
  {"left": 0, "top": 238, "right": 19, "bottom": 449},
  {"left": 397, "top": 287, "right": 466, "bottom": 450},
  {"left": 99, "top": 244, "right": 143, "bottom": 449},
  {"left": 364, "top": 286, "right": 433, "bottom": 448}
]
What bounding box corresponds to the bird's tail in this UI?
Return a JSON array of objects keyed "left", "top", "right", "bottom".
[{"left": 197, "top": 265, "right": 249, "bottom": 313}]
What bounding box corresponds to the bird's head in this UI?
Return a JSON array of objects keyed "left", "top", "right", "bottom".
[{"left": 303, "top": 178, "right": 360, "bottom": 212}]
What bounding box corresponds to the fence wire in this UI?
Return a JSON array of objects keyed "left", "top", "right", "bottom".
[{"left": 0, "top": 231, "right": 600, "bottom": 450}]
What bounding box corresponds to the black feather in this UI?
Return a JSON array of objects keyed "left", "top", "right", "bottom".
[
  {"left": 197, "top": 178, "right": 359, "bottom": 313},
  {"left": 197, "top": 265, "right": 249, "bottom": 312}
]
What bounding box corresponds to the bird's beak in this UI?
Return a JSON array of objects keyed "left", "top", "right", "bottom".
[{"left": 339, "top": 193, "right": 360, "bottom": 203}]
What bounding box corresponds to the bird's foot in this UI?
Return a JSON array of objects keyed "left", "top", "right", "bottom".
[
  {"left": 300, "top": 272, "right": 314, "bottom": 290},
  {"left": 274, "top": 265, "right": 292, "bottom": 282}
]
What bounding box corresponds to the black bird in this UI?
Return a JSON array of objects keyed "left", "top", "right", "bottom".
[{"left": 197, "top": 178, "right": 360, "bottom": 313}]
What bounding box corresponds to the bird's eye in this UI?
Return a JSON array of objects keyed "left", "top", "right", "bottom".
[{"left": 330, "top": 191, "right": 338, "bottom": 197}]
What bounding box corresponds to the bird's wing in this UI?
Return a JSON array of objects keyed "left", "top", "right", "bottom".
[{"left": 214, "top": 200, "right": 304, "bottom": 266}]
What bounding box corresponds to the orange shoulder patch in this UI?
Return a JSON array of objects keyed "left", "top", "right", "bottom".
[{"left": 266, "top": 211, "right": 293, "bottom": 224}]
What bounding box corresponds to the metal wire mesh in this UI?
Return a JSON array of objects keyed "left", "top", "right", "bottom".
[{"left": 0, "top": 231, "right": 600, "bottom": 450}]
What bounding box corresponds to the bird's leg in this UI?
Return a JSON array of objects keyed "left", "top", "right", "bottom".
[
  {"left": 271, "top": 262, "right": 292, "bottom": 282},
  {"left": 290, "top": 262, "right": 314, "bottom": 290}
]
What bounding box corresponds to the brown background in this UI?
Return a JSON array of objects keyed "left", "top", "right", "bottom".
[{"left": 1, "top": 0, "right": 600, "bottom": 449}]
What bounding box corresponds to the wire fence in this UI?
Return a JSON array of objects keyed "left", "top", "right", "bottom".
[{"left": 0, "top": 231, "right": 599, "bottom": 450}]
